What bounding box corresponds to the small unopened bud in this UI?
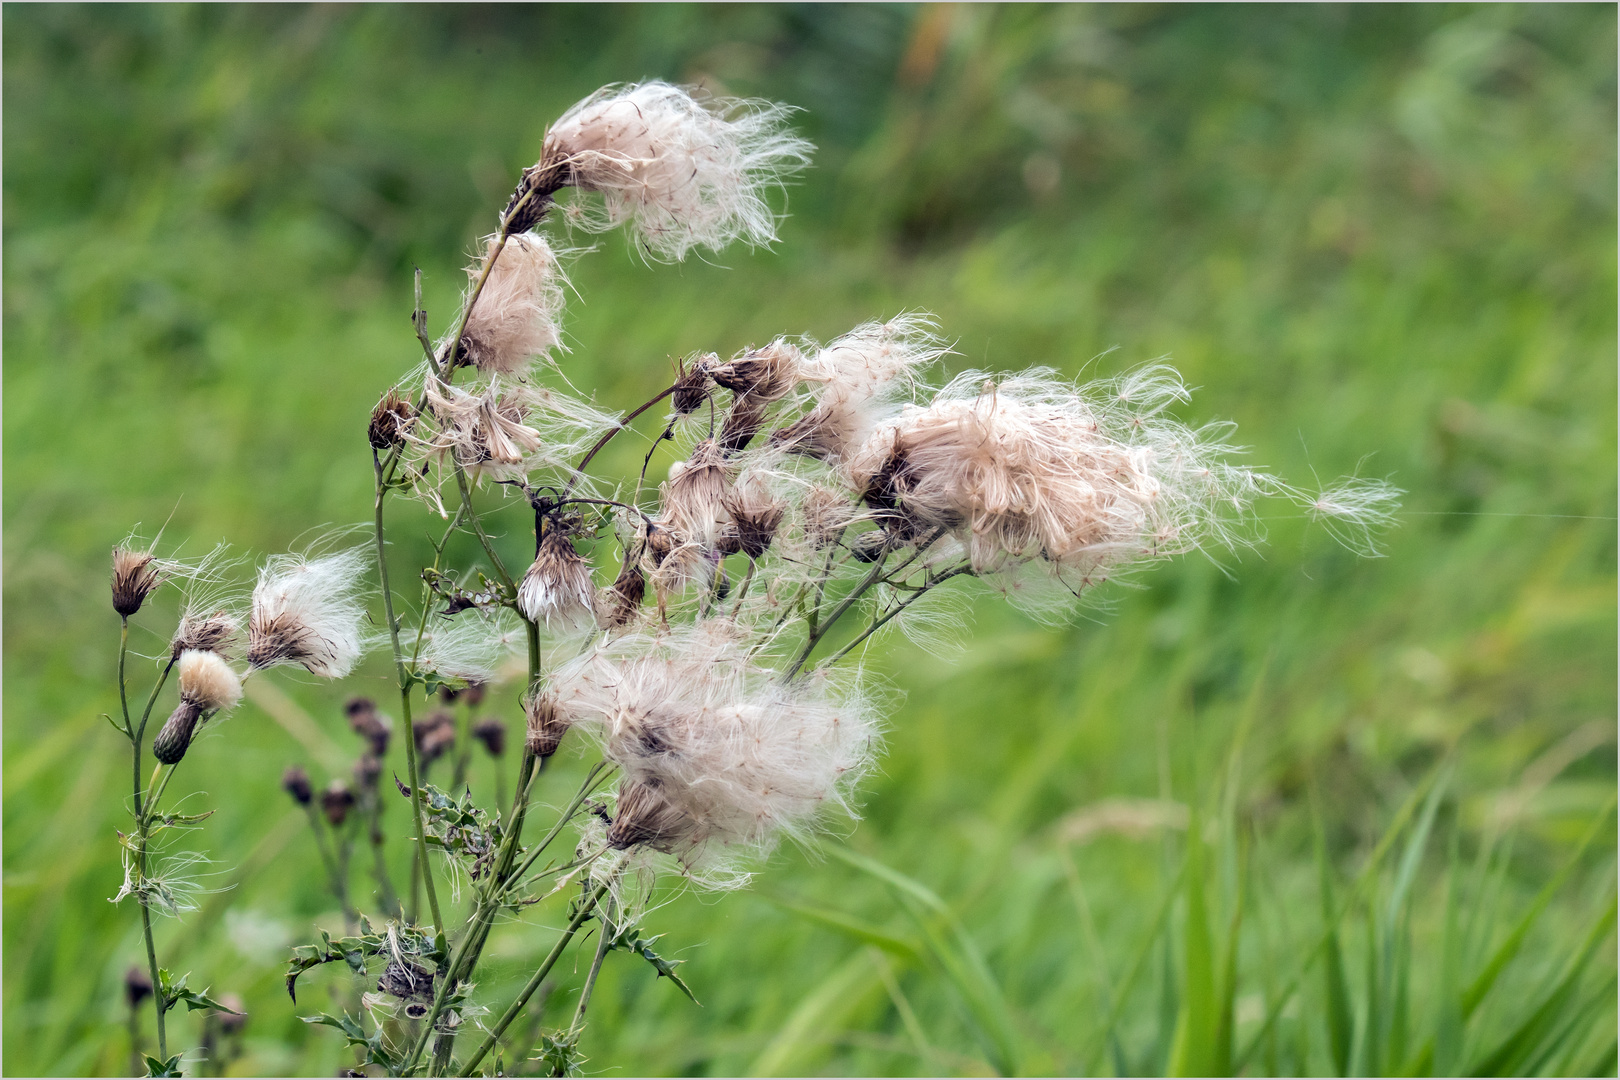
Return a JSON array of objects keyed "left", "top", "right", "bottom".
[
  {"left": 368, "top": 392, "right": 415, "bottom": 451},
  {"left": 282, "top": 766, "right": 314, "bottom": 805},
  {"left": 414, "top": 711, "right": 456, "bottom": 765},
  {"left": 217, "top": 994, "right": 247, "bottom": 1036},
  {"left": 111, "top": 547, "right": 163, "bottom": 618},
  {"left": 672, "top": 358, "right": 713, "bottom": 415},
  {"left": 462, "top": 680, "right": 487, "bottom": 707},
  {"left": 524, "top": 692, "right": 569, "bottom": 758},
  {"left": 607, "top": 778, "right": 690, "bottom": 851},
  {"left": 152, "top": 700, "right": 203, "bottom": 765},
  {"left": 645, "top": 522, "right": 676, "bottom": 567},
  {"left": 354, "top": 753, "right": 383, "bottom": 790},
  {"left": 321, "top": 780, "right": 356, "bottom": 827},
  {"left": 472, "top": 717, "right": 507, "bottom": 757},
  {"left": 345, "top": 697, "right": 391, "bottom": 757},
  {"left": 124, "top": 965, "right": 154, "bottom": 1009}
]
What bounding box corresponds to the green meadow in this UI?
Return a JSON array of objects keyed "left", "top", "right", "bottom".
[{"left": 4, "top": 5, "right": 1615, "bottom": 1076}]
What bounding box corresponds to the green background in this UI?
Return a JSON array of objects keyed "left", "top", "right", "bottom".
[{"left": 4, "top": 4, "right": 1615, "bottom": 1076}]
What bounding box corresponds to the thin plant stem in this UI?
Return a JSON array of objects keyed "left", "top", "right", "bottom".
[
  {"left": 120, "top": 626, "right": 170, "bottom": 1065},
  {"left": 373, "top": 453, "right": 443, "bottom": 931},
  {"left": 140, "top": 901, "right": 166, "bottom": 1062},
  {"left": 505, "top": 762, "right": 615, "bottom": 887},
  {"left": 118, "top": 619, "right": 133, "bottom": 739},
  {"left": 566, "top": 383, "right": 680, "bottom": 490},
  {"left": 301, "top": 804, "right": 352, "bottom": 919},
  {"left": 783, "top": 546, "right": 894, "bottom": 680},
  {"left": 823, "top": 565, "right": 971, "bottom": 667},
  {"left": 458, "top": 882, "right": 612, "bottom": 1077},
  {"left": 567, "top": 897, "right": 616, "bottom": 1039}
]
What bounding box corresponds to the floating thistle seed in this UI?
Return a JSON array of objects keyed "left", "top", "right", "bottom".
[
  {"left": 606, "top": 777, "right": 693, "bottom": 851},
  {"left": 345, "top": 697, "right": 391, "bottom": 757},
  {"left": 516, "top": 528, "right": 596, "bottom": 630},
  {"left": 368, "top": 392, "right": 416, "bottom": 451},
  {"left": 320, "top": 780, "right": 356, "bottom": 827},
  {"left": 248, "top": 548, "right": 370, "bottom": 679},
  {"left": 523, "top": 691, "right": 570, "bottom": 758},
  {"left": 124, "top": 966, "right": 154, "bottom": 1008},
  {"left": 671, "top": 357, "right": 714, "bottom": 415},
  {"left": 471, "top": 717, "right": 507, "bottom": 757},
  {"left": 282, "top": 766, "right": 314, "bottom": 806},
  {"left": 170, "top": 610, "right": 238, "bottom": 660},
  {"left": 413, "top": 710, "right": 456, "bottom": 766},
  {"left": 111, "top": 546, "right": 164, "bottom": 618},
  {"left": 448, "top": 233, "right": 566, "bottom": 376},
  {"left": 152, "top": 649, "right": 243, "bottom": 765},
  {"left": 536, "top": 81, "right": 813, "bottom": 261}
]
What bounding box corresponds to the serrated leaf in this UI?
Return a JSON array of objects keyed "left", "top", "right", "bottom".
[
  {"left": 607, "top": 923, "right": 700, "bottom": 1004},
  {"left": 143, "top": 1052, "right": 183, "bottom": 1077}
]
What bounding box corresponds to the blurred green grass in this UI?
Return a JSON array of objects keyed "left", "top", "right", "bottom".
[{"left": 3, "top": 4, "right": 1614, "bottom": 1076}]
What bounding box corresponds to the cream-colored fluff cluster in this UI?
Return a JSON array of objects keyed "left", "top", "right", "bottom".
[
  {"left": 177, "top": 648, "right": 243, "bottom": 712},
  {"left": 248, "top": 547, "right": 371, "bottom": 679},
  {"left": 541, "top": 81, "right": 813, "bottom": 261},
  {"left": 549, "top": 623, "right": 879, "bottom": 887},
  {"left": 451, "top": 234, "right": 565, "bottom": 375}
]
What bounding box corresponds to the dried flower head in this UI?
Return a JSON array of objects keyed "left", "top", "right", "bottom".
[
  {"left": 345, "top": 698, "right": 392, "bottom": 757},
  {"left": 447, "top": 233, "right": 566, "bottom": 376},
  {"left": 772, "top": 315, "right": 948, "bottom": 462},
  {"left": 517, "top": 528, "right": 596, "bottom": 631},
  {"left": 152, "top": 649, "right": 244, "bottom": 765},
  {"left": 539, "top": 81, "right": 813, "bottom": 261},
  {"left": 354, "top": 753, "right": 383, "bottom": 791},
  {"left": 722, "top": 477, "right": 786, "bottom": 559},
  {"left": 551, "top": 625, "right": 880, "bottom": 886},
  {"left": 660, "top": 439, "right": 732, "bottom": 545},
  {"left": 471, "top": 716, "right": 507, "bottom": 757},
  {"left": 369, "top": 392, "right": 416, "bottom": 451},
  {"left": 170, "top": 610, "right": 239, "bottom": 660},
  {"left": 602, "top": 553, "right": 647, "bottom": 628},
  {"left": 111, "top": 546, "right": 165, "bottom": 618},
  {"left": 671, "top": 357, "right": 714, "bottom": 415},
  {"left": 800, "top": 485, "right": 856, "bottom": 550},
  {"left": 523, "top": 690, "right": 571, "bottom": 759},
  {"left": 282, "top": 765, "right": 314, "bottom": 806},
  {"left": 248, "top": 547, "right": 371, "bottom": 679},
  {"left": 320, "top": 780, "right": 356, "bottom": 827},
  {"left": 417, "top": 380, "right": 546, "bottom": 478},
  {"left": 705, "top": 339, "right": 803, "bottom": 402},
  {"left": 124, "top": 966, "right": 155, "bottom": 1008},
  {"left": 414, "top": 710, "right": 457, "bottom": 765}
]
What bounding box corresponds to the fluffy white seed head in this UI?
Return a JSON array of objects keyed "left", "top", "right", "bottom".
[
  {"left": 541, "top": 81, "right": 813, "bottom": 261},
  {"left": 551, "top": 623, "right": 880, "bottom": 888},
  {"left": 773, "top": 314, "right": 949, "bottom": 462},
  {"left": 248, "top": 547, "right": 371, "bottom": 679},
  {"left": 516, "top": 530, "right": 597, "bottom": 631},
  {"left": 660, "top": 438, "right": 732, "bottom": 546},
  {"left": 177, "top": 649, "right": 243, "bottom": 712},
  {"left": 409, "top": 608, "right": 526, "bottom": 683},
  {"left": 450, "top": 234, "right": 566, "bottom": 375}
]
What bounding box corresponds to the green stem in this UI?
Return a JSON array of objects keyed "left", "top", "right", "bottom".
[
  {"left": 458, "top": 882, "right": 611, "bottom": 1077},
  {"left": 505, "top": 762, "right": 614, "bottom": 887},
  {"left": 823, "top": 566, "right": 971, "bottom": 667},
  {"left": 374, "top": 453, "right": 443, "bottom": 932},
  {"left": 783, "top": 546, "right": 894, "bottom": 680},
  {"left": 118, "top": 620, "right": 134, "bottom": 740},
  {"left": 567, "top": 900, "right": 615, "bottom": 1039},
  {"left": 141, "top": 901, "right": 166, "bottom": 1062}
]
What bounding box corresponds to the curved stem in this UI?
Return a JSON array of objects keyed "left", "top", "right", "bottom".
[
  {"left": 458, "top": 882, "right": 611, "bottom": 1077},
  {"left": 823, "top": 566, "right": 972, "bottom": 667},
  {"left": 565, "top": 383, "right": 680, "bottom": 490},
  {"left": 374, "top": 453, "right": 443, "bottom": 932},
  {"left": 566, "top": 905, "right": 615, "bottom": 1040}
]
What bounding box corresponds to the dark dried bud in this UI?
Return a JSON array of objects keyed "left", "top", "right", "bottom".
[
  {"left": 850, "top": 530, "right": 891, "bottom": 564},
  {"left": 472, "top": 717, "right": 507, "bottom": 757},
  {"left": 524, "top": 693, "right": 569, "bottom": 759},
  {"left": 604, "top": 557, "right": 646, "bottom": 628},
  {"left": 152, "top": 701, "right": 203, "bottom": 765},
  {"left": 346, "top": 698, "right": 391, "bottom": 757},
  {"left": 378, "top": 958, "right": 437, "bottom": 1001},
  {"left": 704, "top": 341, "right": 802, "bottom": 402},
  {"left": 111, "top": 547, "right": 163, "bottom": 618},
  {"left": 414, "top": 711, "right": 456, "bottom": 765},
  {"left": 501, "top": 163, "right": 563, "bottom": 235},
  {"left": 718, "top": 394, "right": 769, "bottom": 453},
  {"left": 671, "top": 357, "right": 714, "bottom": 415},
  {"left": 320, "top": 780, "right": 356, "bottom": 827},
  {"left": 170, "top": 611, "right": 237, "bottom": 660},
  {"left": 438, "top": 683, "right": 462, "bottom": 704},
  {"left": 217, "top": 994, "right": 247, "bottom": 1036},
  {"left": 368, "top": 392, "right": 415, "bottom": 451},
  {"left": 769, "top": 406, "right": 842, "bottom": 461},
  {"left": 714, "top": 524, "right": 743, "bottom": 557},
  {"left": 124, "top": 965, "right": 154, "bottom": 1008},
  {"left": 607, "top": 778, "right": 690, "bottom": 851},
  {"left": 462, "top": 680, "right": 487, "bottom": 707},
  {"left": 282, "top": 766, "right": 314, "bottom": 806},
  {"left": 354, "top": 753, "right": 383, "bottom": 790},
  {"left": 644, "top": 523, "right": 676, "bottom": 567},
  {"left": 723, "top": 490, "right": 786, "bottom": 560}
]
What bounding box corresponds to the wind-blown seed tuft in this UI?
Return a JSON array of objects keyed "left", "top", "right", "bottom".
[
  {"left": 447, "top": 233, "right": 566, "bottom": 376},
  {"left": 111, "top": 547, "right": 164, "bottom": 618},
  {"left": 248, "top": 547, "right": 371, "bottom": 679},
  {"left": 517, "top": 529, "right": 597, "bottom": 630}
]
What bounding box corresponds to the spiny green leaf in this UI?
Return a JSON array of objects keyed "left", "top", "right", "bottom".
[{"left": 142, "top": 1053, "right": 183, "bottom": 1077}]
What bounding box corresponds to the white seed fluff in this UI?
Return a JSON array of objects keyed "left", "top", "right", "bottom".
[{"left": 177, "top": 648, "right": 243, "bottom": 712}]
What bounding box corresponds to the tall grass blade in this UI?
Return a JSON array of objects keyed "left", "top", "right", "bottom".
[
  {"left": 1433, "top": 841, "right": 1464, "bottom": 1078},
  {"left": 762, "top": 893, "right": 925, "bottom": 966},
  {"left": 747, "top": 950, "right": 881, "bottom": 1077},
  {"left": 1522, "top": 971, "right": 1617, "bottom": 1077},
  {"left": 828, "top": 848, "right": 1020, "bottom": 1076},
  {"left": 1314, "top": 801, "right": 1354, "bottom": 1077},
  {"left": 1168, "top": 803, "right": 1216, "bottom": 1077},
  {"left": 1466, "top": 893, "right": 1616, "bottom": 1077},
  {"left": 1211, "top": 838, "right": 1246, "bottom": 1078}
]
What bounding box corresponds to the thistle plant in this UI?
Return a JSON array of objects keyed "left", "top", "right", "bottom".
[{"left": 109, "top": 81, "right": 1397, "bottom": 1077}]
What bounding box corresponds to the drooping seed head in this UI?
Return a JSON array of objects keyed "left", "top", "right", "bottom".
[
  {"left": 111, "top": 547, "right": 164, "bottom": 618},
  {"left": 606, "top": 777, "right": 693, "bottom": 851},
  {"left": 516, "top": 528, "right": 596, "bottom": 630},
  {"left": 320, "top": 780, "right": 355, "bottom": 827},
  {"left": 523, "top": 691, "right": 570, "bottom": 759},
  {"left": 368, "top": 392, "right": 416, "bottom": 451},
  {"left": 723, "top": 478, "right": 786, "bottom": 560},
  {"left": 248, "top": 548, "right": 371, "bottom": 679},
  {"left": 281, "top": 766, "right": 314, "bottom": 806},
  {"left": 448, "top": 234, "right": 566, "bottom": 376}
]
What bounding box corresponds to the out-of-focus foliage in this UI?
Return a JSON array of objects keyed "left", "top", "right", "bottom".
[{"left": 4, "top": 5, "right": 1614, "bottom": 1076}]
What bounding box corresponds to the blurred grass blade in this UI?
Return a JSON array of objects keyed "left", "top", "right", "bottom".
[
  {"left": 1314, "top": 799, "right": 1354, "bottom": 1077},
  {"left": 1466, "top": 892, "right": 1617, "bottom": 1077},
  {"left": 829, "top": 847, "right": 1020, "bottom": 1076},
  {"left": 1211, "top": 836, "right": 1247, "bottom": 1077},
  {"left": 1168, "top": 803, "right": 1216, "bottom": 1077},
  {"left": 1400, "top": 794, "right": 1615, "bottom": 1076},
  {"left": 747, "top": 950, "right": 880, "bottom": 1077},
  {"left": 760, "top": 892, "right": 925, "bottom": 966},
  {"left": 1433, "top": 842, "right": 1464, "bottom": 1077},
  {"left": 1522, "top": 970, "right": 1617, "bottom": 1077}
]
